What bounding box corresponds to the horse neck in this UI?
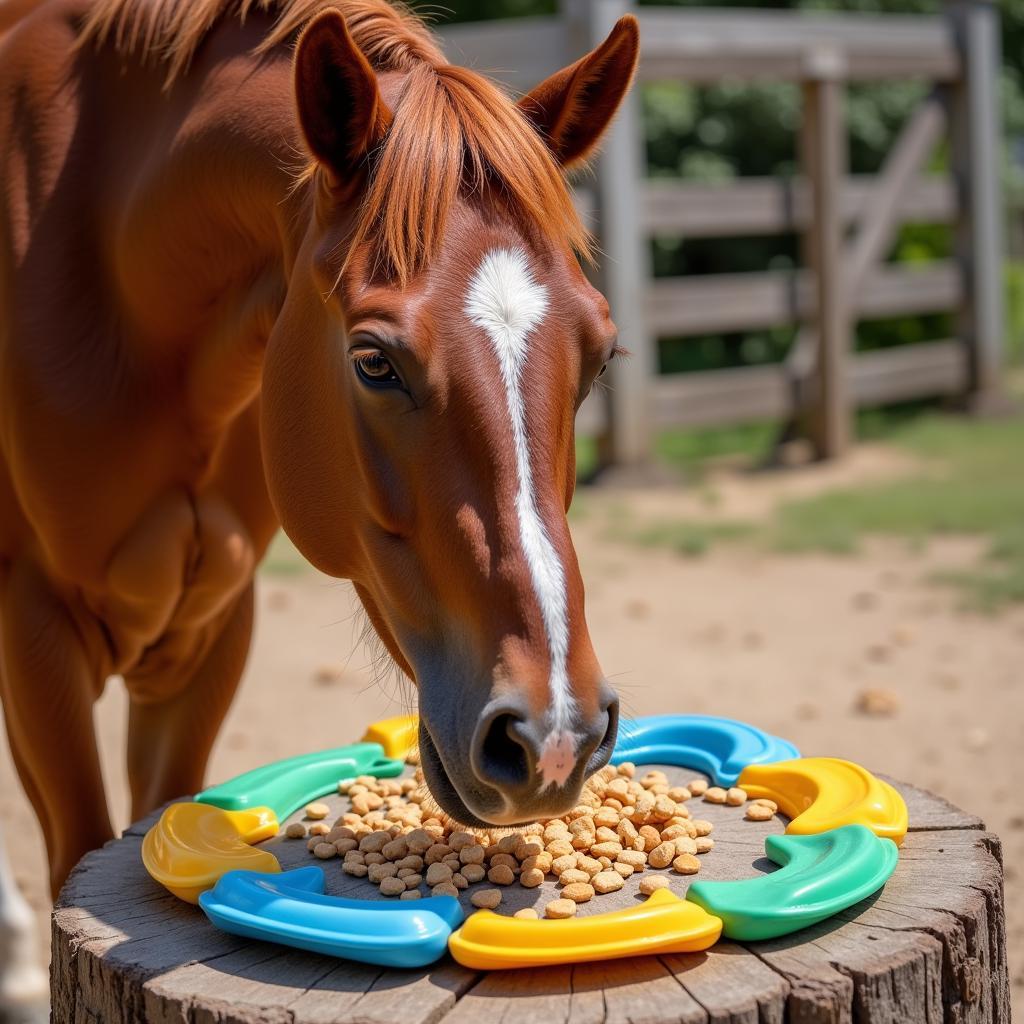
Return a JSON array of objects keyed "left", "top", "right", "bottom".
[{"left": 110, "top": 37, "right": 315, "bottom": 433}]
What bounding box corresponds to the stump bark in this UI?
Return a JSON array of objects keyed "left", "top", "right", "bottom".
[{"left": 51, "top": 772, "right": 1009, "bottom": 1024}]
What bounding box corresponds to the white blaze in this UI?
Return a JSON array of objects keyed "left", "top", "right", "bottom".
[{"left": 464, "top": 248, "right": 576, "bottom": 785}]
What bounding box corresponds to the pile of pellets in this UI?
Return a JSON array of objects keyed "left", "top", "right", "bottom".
[{"left": 287, "top": 760, "right": 778, "bottom": 920}]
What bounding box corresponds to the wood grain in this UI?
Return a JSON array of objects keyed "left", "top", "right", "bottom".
[{"left": 51, "top": 768, "right": 1008, "bottom": 1024}]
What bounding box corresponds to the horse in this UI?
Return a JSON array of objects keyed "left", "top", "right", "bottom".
[{"left": 0, "top": 0, "right": 638, "bottom": 917}]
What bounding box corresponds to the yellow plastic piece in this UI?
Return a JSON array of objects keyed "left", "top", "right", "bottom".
[
  {"left": 361, "top": 715, "right": 419, "bottom": 760},
  {"left": 447, "top": 888, "right": 723, "bottom": 970},
  {"left": 738, "top": 757, "right": 908, "bottom": 846},
  {"left": 142, "top": 801, "right": 281, "bottom": 904}
]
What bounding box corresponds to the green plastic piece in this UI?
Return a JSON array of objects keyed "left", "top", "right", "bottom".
[
  {"left": 196, "top": 743, "right": 404, "bottom": 822},
  {"left": 685, "top": 824, "right": 899, "bottom": 941}
]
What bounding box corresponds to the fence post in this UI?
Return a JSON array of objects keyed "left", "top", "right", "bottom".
[
  {"left": 800, "top": 49, "right": 851, "bottom": 459},
  {"left": 564, "top": 0, "right": 653, "bottom": 469},
  {"left": 946, "top": 0, "right": 1007, "bottom": 412}
]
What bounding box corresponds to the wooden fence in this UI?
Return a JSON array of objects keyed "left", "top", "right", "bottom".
[{"left": 438, "top": 0, "right": 1007, "bottom": 467}]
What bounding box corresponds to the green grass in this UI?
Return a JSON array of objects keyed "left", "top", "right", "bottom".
[
  {"left": 615, "top": 407, "right": 1024, "bottom": 612},
  {"left": 626, "top": 520, "right": 755, "bottom": 558}
]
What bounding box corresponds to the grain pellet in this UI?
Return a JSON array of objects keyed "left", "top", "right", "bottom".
[
  {"left": 672, "top": 853, "right": 701, "bottom": 875},
  {"left": 561, "top": 882, "right": 595, "bottom": 903},
  {"left": 379, "top": 876, "right": 406, "bottom": 897},
  {"left": 487, "top": 864, "right": 515, "bottom": 885},
  {"left": 514, "top": 907, "right": 539, "bottom": 920},
  {"left": 692, "top": 819, "right": 714, "bottom": 836},
  {"left": 313, "top": 842, "right": 336, "bottom": 859},
  {"left": 649, "top": 841, "right": 675, "bottom": 869},
  {"left": 471, "top": 888, "right": 503, "bottom": 909},
  {"left": 592, "top": 870, "right": 624, "bottom": 894},
  {"left": 753, "top": 798, "right": 778, "bottom": 812},
  {"left": 639, "top": 874, "right": 671, "bottom": 896},
  {"left": 745, "top": 803, "right": 774, "bottom": 821},
  {"left": 695, "top": 836, "right": 714, "bottom": 853},
  {"left": 309, "top": 822, "right": 330, "bottom": 836},
  {"left": 726, "top": 787, "right": 747, "bottom": 806},
  {"left": 305, "top": 802, "right": 330, "bottom": 820},
  {"left": 461, "top": 863, "right": 485, "bottom": 883},
  {"left": 703, "top": 787, "right": 728, "bottom": 804},
  {"left": 400, "top": 889, "right": 422, "bottom": 900},
  {"left": 520, "top": 867, "right": 544, "bottom": 888},
  {"left": 425, "top": 863, "right": 453, "bottom": 886},
  {"left": 431, "top": 882, "right": 459, "bottom": 898},
  {"left": 545, "top": 898, "right": 577, "bottom": 919},
  {"left": 285, "top": 822, "right": 307, "bottom": 839},
  {"left": 343, "top": 861, "right": 368, "bottom": 877}
]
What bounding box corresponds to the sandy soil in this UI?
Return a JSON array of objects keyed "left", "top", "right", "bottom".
[{"left": 1, "top": 464, "right": 1021, "bottom": 1015}]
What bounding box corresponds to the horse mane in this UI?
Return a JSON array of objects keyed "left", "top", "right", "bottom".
[{"left": 77, "top": 0, "right": 592, "bottom": 283}]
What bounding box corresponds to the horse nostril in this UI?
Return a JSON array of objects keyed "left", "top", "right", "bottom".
[
  {"left": 476, "top": 711, "right": 531, "bottom": 790},
  {"left": 586, "top": 688, "right": 620, "bottom": 774}
]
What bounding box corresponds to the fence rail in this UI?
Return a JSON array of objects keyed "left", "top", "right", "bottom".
[{"left": 438, "top": 0, "right": 1006, "bottom": 467}]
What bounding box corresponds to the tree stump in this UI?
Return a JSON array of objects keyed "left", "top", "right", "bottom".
[{"left": 51, "top": 771, "right": 1009, "bottom": 1024}]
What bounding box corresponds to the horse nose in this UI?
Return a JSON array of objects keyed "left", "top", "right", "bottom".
[{"left": 470, "top": 685, "right": 619, "bottom": 811}]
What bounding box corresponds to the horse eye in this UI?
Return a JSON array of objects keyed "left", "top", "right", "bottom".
[
  {"left": 597, "top": 363, "right": 608, "bottom": 378},
  {"left": 354, "top": 350, "right": 402, "bottom": 388}
]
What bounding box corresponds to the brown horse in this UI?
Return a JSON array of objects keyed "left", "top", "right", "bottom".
[{"left": 0, "top": 0, "right": 638, "bottom": 900}]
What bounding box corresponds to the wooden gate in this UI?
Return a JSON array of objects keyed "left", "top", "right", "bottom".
[{"left": 439, "top": 0, "right": 1007, "bottom": 466}]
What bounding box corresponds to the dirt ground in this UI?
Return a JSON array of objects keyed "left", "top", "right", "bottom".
[{"left": 1, "top": 450, "right": 1021, "bottom": 1015}]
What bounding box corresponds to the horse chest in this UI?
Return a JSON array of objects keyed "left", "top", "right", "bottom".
[{"left": 91, "top": 487, "right": 256, "bottom": 684}]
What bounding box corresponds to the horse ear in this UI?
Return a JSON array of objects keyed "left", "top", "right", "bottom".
[
  {"left": 293, "top": 9, "right": 392, "bottom": 184},
  {"left": 518, "top": 15, "right": 639, "bottom": 169}
]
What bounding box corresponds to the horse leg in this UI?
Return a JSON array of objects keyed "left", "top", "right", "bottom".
[
  {"left": 126, "top": 582, "right": 254, "bottom": 821},
  {"left": 0, "top": 824, "right": 47, "bottom": 1008},
  {"left": 0, "top": 557, "right": 113, "bottom": 900}
]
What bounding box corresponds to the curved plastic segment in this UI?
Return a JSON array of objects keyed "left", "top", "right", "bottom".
[
  {"left": 195, "top": 742, "right": 404, "bottom": 821},
  {"left": 198, "top": 867, "right": 464, "bottom": 968},
  {"left": 448, "top": 888, "right": 722, "bottom": 970},
  {"left": 738, "top": 758, "right": 908, "bottom": 846},
  {"left": 686, "top": 824, "right": 899, "bottom": 940},
  {"left": 361, "top": 715, "right": 419, "bottom": 759},
  {"left": 142, "top": 801, "right": 280, "bottom": 904},
  {"left": 610, "top": 715, "right": 800, "bottom": 787}
]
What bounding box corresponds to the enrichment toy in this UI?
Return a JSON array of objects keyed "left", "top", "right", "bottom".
[
  {"left": 141, "top": 714, "right": 907, "bottom": 970},
  {"left": 610, "top": 714, "right": 800, "bottom": 787},
  {"left": 686, "top": 824, "right": 899, "bottom": 940},
  {"left": 196, "top": 743, "right": 404, "bottom": 821},
  {"left": 447, "top": 886, "right": 722, "bottom": 969},
  {"left": 361, "top": 716, "right": 420, "bottom": 759},
  {"left": 738, "top": 757, "right": 908, "bottom": 845},
  {"left": 141, "top": 802, "right": 280, "bottom": 904},
  {"left": 199, "top": 866, "right": 463, "bottom": 967}
]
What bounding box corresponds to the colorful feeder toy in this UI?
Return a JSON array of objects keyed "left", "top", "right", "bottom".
[{"left": 141, "top": 716, "right": 907, "bottom": 970}]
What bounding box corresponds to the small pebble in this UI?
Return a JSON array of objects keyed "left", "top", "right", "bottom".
[
  {"left": 313, "top": 842, "right": 336, "bottom": 860},
  {"left": 431, "top": 882, "right": 459, "bottom": 898},
  {"left": 285, "top": 823, "right": 307, "bottom": 839},
  {"left": 400, "top": 889, "right": 422, "bottom": 900},
  {"left": 545, "top": 898, "right": 577, "bottom": 919},
  {"left": 487, "top": 864, "right": 515, "bottom": 885}
]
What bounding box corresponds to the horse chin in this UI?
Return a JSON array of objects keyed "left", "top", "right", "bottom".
[{"left": 416, "top": 722, "right": 524, "bottom": 829}]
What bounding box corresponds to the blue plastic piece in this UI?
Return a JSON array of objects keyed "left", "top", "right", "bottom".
[
  {"left": 686, "top": 824, "right": 899, "bottom": 940},
  {"left": 198, "top": 866, "right": 464, "bottom": 968},
  {"left": 610, "top": 714, "right": 800, "bottom": 787}
]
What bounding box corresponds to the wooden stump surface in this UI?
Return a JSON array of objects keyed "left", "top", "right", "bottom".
[{"left": 51, "top": 767, "right": 1010, "bottom": 1024}]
